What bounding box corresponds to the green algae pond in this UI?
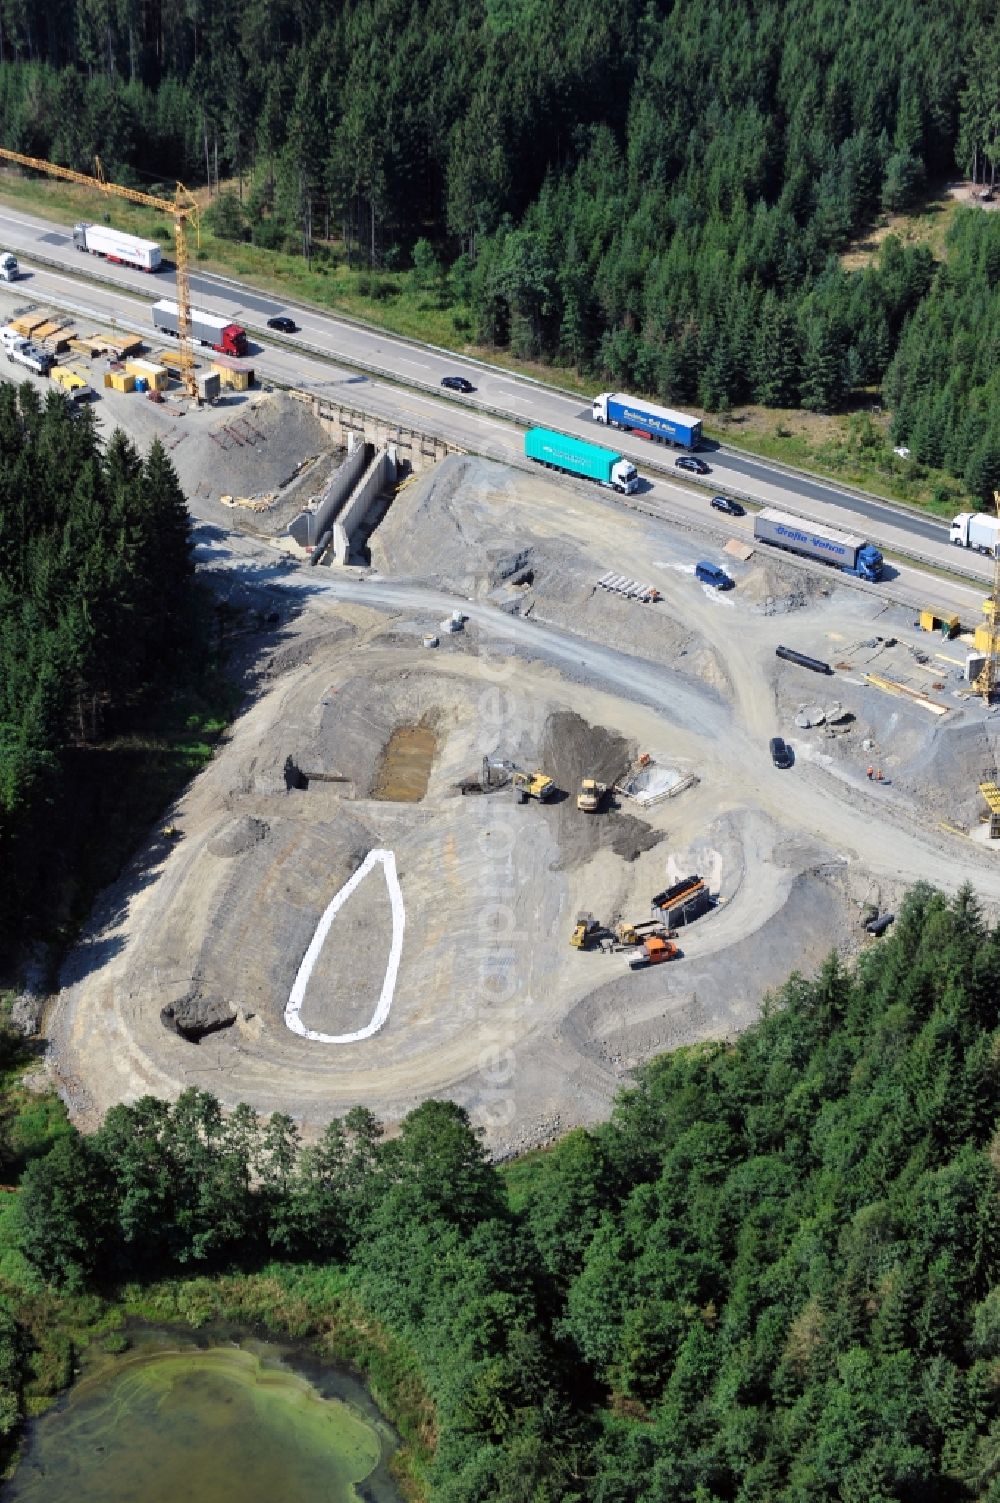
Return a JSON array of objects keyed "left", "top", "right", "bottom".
[{"left": 6, "top": 1326, "right": 403, "bottom": 1503}]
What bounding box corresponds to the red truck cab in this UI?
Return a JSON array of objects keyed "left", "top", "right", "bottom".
[{"left": 219, "top": 324, "right": 248, "bottom": 358}]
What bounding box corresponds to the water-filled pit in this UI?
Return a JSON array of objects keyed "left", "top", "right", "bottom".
[
  {"left": 372, "top": 722, "right": 437, "bottom": 802},
  {"left": 6, "top": 1326, "right": 402, "bottom": 1503}
]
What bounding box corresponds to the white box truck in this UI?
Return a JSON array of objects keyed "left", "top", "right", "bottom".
[
  {"left": 73, "top": 223, "right": 162, "bottom": 272},
  {"left": 950, "top": 512, "right": 1000, "bottom": 553},
  {"left": 0, "top": 253, "right": 19, "bottom": 281}
]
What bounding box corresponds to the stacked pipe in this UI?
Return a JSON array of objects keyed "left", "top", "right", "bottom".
[{"left": 598, "top": 572, "right": 661, "bottom": 603}]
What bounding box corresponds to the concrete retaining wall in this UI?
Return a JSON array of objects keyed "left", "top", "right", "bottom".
[
  {"left": 288, "top": 432, "right": 369, "bottom": 548},
  {"left": 332, "top": 446, "right": 397, "bottom": 563},
  {"left": 304, "top": 394, "right": 455, "bottom": 472}
]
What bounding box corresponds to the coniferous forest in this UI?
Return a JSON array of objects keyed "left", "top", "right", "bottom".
[
  {"left": 5, "top": 884, "right": 1000, "bottom": 1500},
  {"left": 1, "top": 1, "right": 1000, "bottom": 489},
  {"left": 0, "top": 385, "right": 202, "bottom": 966}
]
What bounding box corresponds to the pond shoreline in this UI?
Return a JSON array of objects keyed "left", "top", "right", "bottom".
[
  {"left": 6, "top": 1320, "right": 405, "bottom": 1503},
  {"left": 2, "top": 1271, "right": 433, "bottom": 1501}
]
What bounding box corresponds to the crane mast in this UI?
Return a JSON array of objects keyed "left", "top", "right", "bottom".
[
  {"left": 973, "top": 490, "right": 1000, "bottom": 705},
  {"left": 0, "top": 147, "right": 200, "bottom": 399}
]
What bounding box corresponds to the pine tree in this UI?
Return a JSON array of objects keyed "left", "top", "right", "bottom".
[{"left": 800, "top": 318, "right": 847, "bottom": 412}]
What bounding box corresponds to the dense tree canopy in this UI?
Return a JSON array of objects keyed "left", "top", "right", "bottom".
[
  {"left": 1, "top": 1, "right": 1000, "bottom": 484},
  {"left": 0, "top": 385, "right": 197, "bottom": 967},
  {"left": 886, "top": 209, "right": 1000, "bottom": 500},
  {"left": 9, "top": 885, "right": 1000, "bottom": 1499}
]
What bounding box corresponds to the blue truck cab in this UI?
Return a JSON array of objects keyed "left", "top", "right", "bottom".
[{"left": 853, "top": 543, "right": 883, "bottom": 582}]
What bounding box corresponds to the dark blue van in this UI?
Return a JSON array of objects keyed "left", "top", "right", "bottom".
[{"left": 695, "top": 561, "right": 733, "bottom": 590}]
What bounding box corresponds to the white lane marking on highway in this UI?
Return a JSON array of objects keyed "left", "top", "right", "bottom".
[
  {"left": 394, "top": 391, "right": 515, "bottom": 433},
  {"left": 284, "top": 849, "right": 405, "bottom": 1044},
  {"left": 18, "top": 264, "right": 133, "bottom": 307}
]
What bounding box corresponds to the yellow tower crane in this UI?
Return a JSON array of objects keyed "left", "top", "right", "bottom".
[
  {"left": 0, "top": 148, "right": 200, "bottom": 399},
  {"left": 973, "top": 489, "right": 1000, "bottom": 704}
]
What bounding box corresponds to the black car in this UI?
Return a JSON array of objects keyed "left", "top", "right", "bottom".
[
  {"left": 675, "top": 455, "right": 711, "bottom": 475},
  {"left": 266, "top": 315, "right": 298, "bottom": 333},
  {"left": 711, "top": 494, "right": 744, "bottom": 517},
  {"left": 769, "top": 737, "right": 794, "bottom": 769},
  {"left": 441, "top": 375, "right": 475, "bottom": 393}
]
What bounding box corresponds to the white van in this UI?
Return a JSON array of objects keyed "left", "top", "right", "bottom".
[{"left": 0, "top": 253, "right": 19, "bottom": 282}]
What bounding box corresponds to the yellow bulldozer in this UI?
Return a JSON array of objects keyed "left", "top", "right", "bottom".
[{"left": 570, "top": 914, "right": 604, "bottom": 950}]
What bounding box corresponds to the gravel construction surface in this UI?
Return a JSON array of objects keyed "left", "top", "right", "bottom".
[{"left": 43, "top": 453, "right": 1000, "bottom": 1150}]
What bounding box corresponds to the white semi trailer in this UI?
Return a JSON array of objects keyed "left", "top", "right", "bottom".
[
  {"left": 73, "top": 223, "right": 162, "bottom": 272},
  {"left": 950, "top": 512, "right": 1000, "bottom": 553}
]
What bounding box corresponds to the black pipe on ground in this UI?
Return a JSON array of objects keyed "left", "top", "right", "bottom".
[{"left": 776, "top": 644, "right": 833, "bottom": 675}]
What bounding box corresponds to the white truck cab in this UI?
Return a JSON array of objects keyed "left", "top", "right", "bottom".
[
  {"left": 0, "top": 253, "right": 19, "bottom": 282},
  {"left": 612, "top": 458, "right": 639, "bottom": 494}
]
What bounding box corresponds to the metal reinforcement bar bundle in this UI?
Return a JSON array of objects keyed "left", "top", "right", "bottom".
[{"left": 775, "top": 644, "right": 833, "bottom": 675}]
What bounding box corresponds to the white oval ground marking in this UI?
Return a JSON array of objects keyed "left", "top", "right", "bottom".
[{"left": 284, "top": 849, "right": 405, "bottom": 1044}]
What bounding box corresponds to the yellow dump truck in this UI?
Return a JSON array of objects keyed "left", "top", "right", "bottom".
[{"left": 577, "top": 778, "right": 607, "bottom": 812}]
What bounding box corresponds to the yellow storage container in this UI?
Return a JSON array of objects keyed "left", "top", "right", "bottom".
[
  {"left": 211, "top": 358, "right": 252, "bottom": 391},
  {"left": 51, "top": 366, "right": 86, "bottom": 393},
  {"left": 109, "top": 371, "right": 135, "bottom": 393},
  {"left": 920, "top": 609, "right": 960, "bottom": 638},
  {"left": 124, "top": 358, "right": 169, "bottom": 391}
]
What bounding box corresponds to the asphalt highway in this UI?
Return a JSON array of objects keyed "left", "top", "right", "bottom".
[{"left": 0, "top": 197, "right": 988, "bottom": 597}]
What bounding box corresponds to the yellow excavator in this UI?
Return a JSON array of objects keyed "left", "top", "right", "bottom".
[{"left": 513, "top": 770, "right": 556, "bottom": 802}]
